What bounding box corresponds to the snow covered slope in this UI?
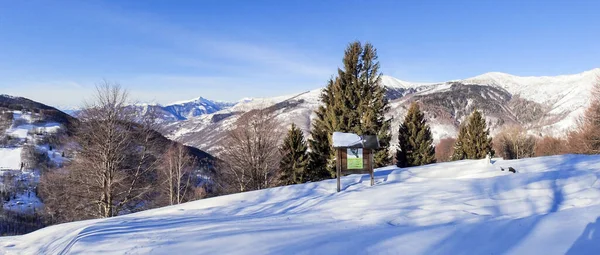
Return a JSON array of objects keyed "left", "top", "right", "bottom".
[
  {"left": 461, "top": 68, "right": 600, "bottom": 133},
  {"left": 1, "top": 111, "right": 67, "bottom": 216},
  {"left": 0, "top": 148, "right": 22, "bottom": 170},
  {"left": 2, "top": 155, "right": 600, "bottom": 254}
]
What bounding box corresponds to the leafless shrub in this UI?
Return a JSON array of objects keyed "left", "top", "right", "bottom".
[
  {"left": 38, "top": 169, "right": 86, "bottom": 223},
  {"left": 0, "top": 135, "right": 19, "bottom": 148},
  {"left": 435, "top": 138, "right": 456, "bottom": 162},
  {"left": 493, "top": 125, "right": 536, "bottom": 159},
  {"left": 20, "top": 143, "right": 49, "bottom": 171},
  {"left": 535, "top": 136, "right": 568, "bottom": 156},
  {"left": 0, "top": 111, "right": 13, "bottom": 132}
]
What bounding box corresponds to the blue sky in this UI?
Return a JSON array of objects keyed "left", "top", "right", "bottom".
[{"left": 1, "top": 0, "right": 599, "bottom": 107}]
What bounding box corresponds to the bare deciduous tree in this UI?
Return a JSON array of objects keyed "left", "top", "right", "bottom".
[
  {"left": 38, "top": 169, "right": 87, "bottom": 223},
  {"left": 158, "top": 143, "right": 197, "bottom": 205},
  {"left": 41, "top": 81, "right": 158, "bottom": 220},
  {"left": 568, "top": 78, "right": 600, "bottom": 154},
  {"left": 214, "top": 108, "right": 282, "bottom": 194}
]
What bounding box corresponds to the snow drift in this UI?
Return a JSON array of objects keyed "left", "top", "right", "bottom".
[{"left": 2, "top": 155, "right": 600, "bottom": 254}]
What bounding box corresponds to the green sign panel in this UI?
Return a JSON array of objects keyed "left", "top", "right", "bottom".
[{"left": 347, "top": 148, "right": 363, "bottom": 169}]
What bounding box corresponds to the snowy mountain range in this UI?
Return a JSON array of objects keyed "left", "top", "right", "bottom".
[
  {"left": 162, "top": 97, "right": 237, "bottom": 121},
  {"left": 65, "top": 97, "right": 237, "bottom": 122},
  {"left": 159, "top": 68, "right": 600, "bottom": 154},
  {"left": 128, "top": 97, "right": 237, "bottom": 122}
]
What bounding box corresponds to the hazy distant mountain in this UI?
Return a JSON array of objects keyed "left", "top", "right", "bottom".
[
  {"left": 65, "top": 97, "right": 238, "bottom": 122},
  {"left": 159, "top": 68, "right": 600, "bottom": 154},
  {"left": 163, "top": 97, "right": 236, "bottom": 121}
]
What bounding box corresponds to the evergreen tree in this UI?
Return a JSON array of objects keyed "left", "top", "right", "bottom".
[
  {"left": 396, "top": 102, "right": 436, "bottom": 167},
  {"left": 450, "top": 123, "right": 468, "bottom": 161},
  {"left": 278, "top": 123, "right": 309, "bottom": 185},
  {"left": 451, "top": 109, "right": 494, "bottom": 160},
  {"left": 307, "top": 120, "right": 333, "bottom": 181},
  {"left": 307, "top": 82, "right": 336, "bottom": 180},
  {"left": 358, "top": 43, "right": 392, "bottom": 167},
  {"left": 307, "top": 41, "right": 392, "bottom": 181}
]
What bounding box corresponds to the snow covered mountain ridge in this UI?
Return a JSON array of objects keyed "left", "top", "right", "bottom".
[
  {"left": 162, "top": 68, "right": 599, "bottom": 153},
  {"left": 161, "top": 97, "right": 236, "bottom": 121},
  {"left": 65, "top": 97, "right": 239, "bottom": 122}
]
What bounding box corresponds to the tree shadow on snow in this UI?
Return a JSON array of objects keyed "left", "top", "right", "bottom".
[
  {"left": 423, "top": 215, "right": 545, "bottom": 255},
  {"left": 425, "top": 157, "right": 570, "bottom": 255},
  {"left": 566, "top": 216, "right": 600, "bottom": 255}
]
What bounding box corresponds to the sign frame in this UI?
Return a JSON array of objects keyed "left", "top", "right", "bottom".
[{"left": 335, "top": 147, "right": 375, "bottom": 192}]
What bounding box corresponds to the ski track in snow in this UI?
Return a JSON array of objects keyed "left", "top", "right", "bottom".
[{"left": 2, "top": 155, "right": 600, "bottom": 254}]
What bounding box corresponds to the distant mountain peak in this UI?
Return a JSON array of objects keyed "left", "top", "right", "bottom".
[
  {"left": 167, "top": 97, "right": 210, "bottom": 106},
  {"left": 159, "top": 96, "right": 236, "bottom": 121},
  {"left": 380, "top": 75, "right": 435, "bottom": 89}
]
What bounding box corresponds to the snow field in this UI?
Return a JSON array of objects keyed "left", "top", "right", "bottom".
[
  {"left": 0, "top": 148, "right": 22, "bottom": 170},
  {"left": 1, "top": 155, "right": 600, "bottom": 254}
]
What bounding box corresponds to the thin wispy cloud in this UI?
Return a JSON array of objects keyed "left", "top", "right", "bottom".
[
  {"left": 0, "top": 1, "right": 337, "bottom": 106},
  {"left": 90, "top": 3, "right": 335, "bottom": 79}
]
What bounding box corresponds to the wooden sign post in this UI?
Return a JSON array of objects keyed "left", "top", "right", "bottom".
[{"left": 332, "top": 133, "right": 379, "bottom": 192}]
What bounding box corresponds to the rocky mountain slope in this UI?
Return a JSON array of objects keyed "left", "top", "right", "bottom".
[{"left": 161, "top": 68, "right": 600, "bottom": 154}]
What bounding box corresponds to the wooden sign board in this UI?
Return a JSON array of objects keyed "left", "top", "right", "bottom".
[{"left": 336, "top": 148, "right": 374, "bottom": 192}]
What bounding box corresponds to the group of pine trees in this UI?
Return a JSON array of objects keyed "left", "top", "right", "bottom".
[
  {"left": 277, "top": 41, "right": 496, "bottom": 186},
  {"left": 279, "top": 41, "right": 391, "bottom": 184},
  {"left": 395, "top": 103, "right": 494, "bottom": 167}
]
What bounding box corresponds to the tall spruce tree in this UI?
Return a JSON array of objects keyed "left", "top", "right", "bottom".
[
  {"left": 278, "top": 123, "right": 309, "bottom": 185},
  {"left": 307, "top": 41, "right": 391, "bottom": 181},
  {"left": 450, "top": 123, "right": 468, "bottom": 161},
  {"left": 358, "top": 43, "right": 392, "bottom": 167},
  {"left": 451, "top": 109, "right": 494, "bottom": 160},
  {"left": 396, "top": 102, "right": 436, "bottom": 167},
  {"left": 307, "top": 81, "right": 336, "bottom": 180}
]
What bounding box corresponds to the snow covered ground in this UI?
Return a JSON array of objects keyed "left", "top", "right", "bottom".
[
  {"left": 2, "top": 155, "right": 600, "bottom": 254},
  {"left": 3, "top": 187, "right": 43, "bottom": 214},
  {"left": 0, "top": 148, "right": 22, "bottom": 170},
  {"left": 1, "top": 111, "right": 67, "bottom": 216}
]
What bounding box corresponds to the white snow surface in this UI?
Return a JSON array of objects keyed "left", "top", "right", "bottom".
[
  {"left": 2, "top": 155, "right": 600, "bottom": 254},
  {"left": 0, "top": 148, "right": 22, "bottom": 170},
  {"left": 332, "top": 132, "right": 362, "bottom": 147},
  {"left": 5, "top": 111, "right": 62, "bottom": 139}
]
